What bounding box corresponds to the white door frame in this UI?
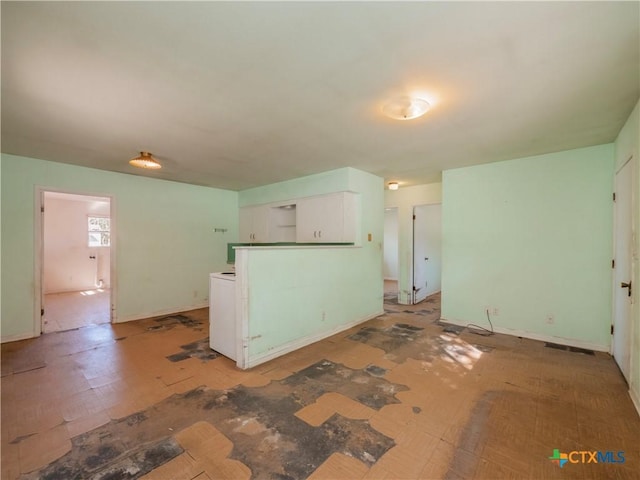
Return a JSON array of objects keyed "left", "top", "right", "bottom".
[
  {"left": 34, "top": 187, "right": 117, "bottom": 335},
  {"left": 611, "top": 156, "right": 635, "bottom": 381}
]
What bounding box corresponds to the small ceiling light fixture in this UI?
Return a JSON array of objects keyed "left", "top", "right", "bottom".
[
  {"left": 388, "top": 182, "right": 399, "bottom": 190},
  {"left": 382, "top": 96, "right": 430, "bottom": 120},
  {"left": 129, "top": 151, "right": 162, "bottom": 170}
]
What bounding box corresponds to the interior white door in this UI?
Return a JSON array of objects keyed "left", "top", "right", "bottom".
[
  {"left": 613, "top": 158, "right": 633, "bottom": 381},
  {"left": 383, "top": 208, "right": 399, "bottom": 280},
  {"left": 413, "top": 204, "right": 442, "bottom": 304}
]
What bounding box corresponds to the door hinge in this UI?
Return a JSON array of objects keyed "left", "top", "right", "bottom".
[
  {"left": 41, "top": 205, "right": 45, "bottom": 213},
  {"left": 413, "top": 285, "right": 417, "bottom": 291},
  {"left": 412, "top": 214, "right": 416, "bottom": 220},
  {"left": 611, "top": 325, "right": 614, "bottom": 335},
  {"left": 613, "top": 192, "right": 616, "bottom": 202},
  {"left": 612, "top": 259, "right": 615, "bottom": 269},
  {"left": 41, "top": 308, "right": 44, "bottom": 316}
]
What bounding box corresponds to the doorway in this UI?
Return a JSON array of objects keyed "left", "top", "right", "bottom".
[
  {"left": 383, "top": 208, "right": 399, "bottom": 300},
  {"left": 412, "top": 204, "right": 442, "bottom": 304},
  {"left": 40, "top": 191, "right": 113, "bottom": 333},
  {"left": 612, "top": 157, "right": 634, "bottom": 382}
]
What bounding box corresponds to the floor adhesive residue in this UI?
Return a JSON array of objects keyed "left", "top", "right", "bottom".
[{"left": 23, "top": 360, "right": 400, "bottom": 479}]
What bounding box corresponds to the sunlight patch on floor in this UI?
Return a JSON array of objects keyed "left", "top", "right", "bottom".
[
  {"left": 439, "top": 333, "right": 483, "bottom": 370},
  {"left": 80, "top": 288, "right": 105, "bottom": 296}
]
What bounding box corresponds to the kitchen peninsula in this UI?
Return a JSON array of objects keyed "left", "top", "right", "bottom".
[{"left": 209, "top": 168, "right": 385, "bottom": 369}]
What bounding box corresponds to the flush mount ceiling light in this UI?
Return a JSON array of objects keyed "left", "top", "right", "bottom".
[
  {"left": 388, "top": 182, "right": 399, "bottom": 190},
  {"left": 129, "top": 152, "right": 161, "bottom": 170},
  {"left": 382, "top": 96, "right": 430, "bottom": 120}
]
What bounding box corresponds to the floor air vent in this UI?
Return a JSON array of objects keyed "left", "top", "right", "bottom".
[{"left": 544, "top": 342, "right": 595, "bottom": 355}]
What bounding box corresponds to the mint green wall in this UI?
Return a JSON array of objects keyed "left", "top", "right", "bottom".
[
  {"left": 239, "top": 168, "right": 351, "bottom": 207},
  {"left": 442, "top": 144, "right": 614, "bottom": 350},
  {"left": 385, "top": 183, "right": 442, "bottom": 304},
  {"left": 242, "top": 246, "right": 380, "bottom": 361},
  {"left": 614, "top": 99, "right": 640, "bottom": 411},
  {"left": 238, "top": 167, "right": 384, "bottom": 364},
  {"left": 1, "top": 154, "right": 238, "bottom": 340}
]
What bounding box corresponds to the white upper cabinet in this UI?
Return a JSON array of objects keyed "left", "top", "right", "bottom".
[
  {"left": 239, "top": 192, "right": 358, "bottom": 244},
  {"left": 296, "top": 192, "right": 357, "bottom": 243},
  {"left": 239, "top": 205, "right": 269, "bottom": 243}
]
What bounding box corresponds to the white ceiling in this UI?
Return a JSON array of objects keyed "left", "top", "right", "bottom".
[{"left": 2, "top": 2, "right": 638, "bottom": 191}]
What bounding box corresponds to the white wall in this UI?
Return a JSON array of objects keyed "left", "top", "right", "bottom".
[
  {"left": 383, "top": 208, "right": 398, "bottom": 280},
  {"left": 44, "top": 195, "right": 111, "bottom": 293}
]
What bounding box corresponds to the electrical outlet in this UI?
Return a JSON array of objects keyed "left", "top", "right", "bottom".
[
  {"left": 492, "top": 307, "right": 499, "bottom": 316},
  {"left": 546, "top": 314, "right": 555, "bottom": 325}
]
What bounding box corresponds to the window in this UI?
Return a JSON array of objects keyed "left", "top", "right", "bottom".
[{"left": 88, "top": 216, "right": 110, "bottom": 247}]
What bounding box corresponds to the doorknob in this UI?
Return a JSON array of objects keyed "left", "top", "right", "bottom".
[{"left": 621, "top": 281, "right": 632, "bottom": 297}]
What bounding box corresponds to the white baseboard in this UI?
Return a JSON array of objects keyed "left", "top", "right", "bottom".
[
  {"left": 1, "top": 331, "right": 39, "bottom": 344},
  {"left": 630, "top": 385, "right": 640, "bottom": 418},
  {"left": 240, "top": 310, "right": 385, "bottom": 370},
  {"left": 116, "top": 303, "right": 208, "bottom": 323},
  {"left": 439, "top": 317, "right": 609, "bottom": 352},
  {"left": 383, "top": 277, "right": 398, "bottom": 281}
]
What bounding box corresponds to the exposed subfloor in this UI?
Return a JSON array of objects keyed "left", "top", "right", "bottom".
[{"left": 2, "top": 294, "right": 639, "bottom": 479}]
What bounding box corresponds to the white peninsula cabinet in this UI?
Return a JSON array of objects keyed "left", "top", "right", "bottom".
[
  {"left": 239, "top": 205, "right": 269, "bottom": 243},
  {"left": 296, "top": 192, "right": 357, "bottom": 243}
]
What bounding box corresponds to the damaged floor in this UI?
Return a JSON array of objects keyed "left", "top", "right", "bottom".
[{"left": 2, "top": 294, "right": 639, "bottom": 479}]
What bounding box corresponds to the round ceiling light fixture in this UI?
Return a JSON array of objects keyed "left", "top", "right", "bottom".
[
  {"left": 388, "top": 182, "right": 399, "bottom": 190},
  {"left": 382, "top": 96, "right": 430, "bottom": 120},
  {"left": 129, "top": 152, "right": 162, "bottom": 170}
]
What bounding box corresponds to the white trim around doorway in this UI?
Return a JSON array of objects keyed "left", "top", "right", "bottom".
[{"left": 34, "top": 187, "right": 117, "bottom": 336}]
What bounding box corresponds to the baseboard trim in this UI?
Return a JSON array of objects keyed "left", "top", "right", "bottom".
[
  {"left": 630, "top": 386, "right": 640, "bottom": 418},
  {"left": 1, "top": 331, "right": 39, "bottom": 344},
  {"left": 439, "top": 317, "right": 609, "bottom": 352},
  {"left": 240, "top": 310, "right": 384, "bottom": 370},
  {"left": 116, "top": 303, "right": 208, "bottom": 324}
]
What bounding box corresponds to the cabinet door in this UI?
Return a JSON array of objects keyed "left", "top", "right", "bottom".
[
  {"left": 239, "top": 207, "right": 254, "bottom": 242},
  {"left": 239, "top": 206, "right": 269, "bottom": 243},
  {"left": 251, "top": 206, "right": 269, "bottom": 242},
  {"left": 296, "top": 192, "right": 356, "bottom": 243},
  {"left": 296, "top": 197, "right": 322, "bottom": 242}
]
